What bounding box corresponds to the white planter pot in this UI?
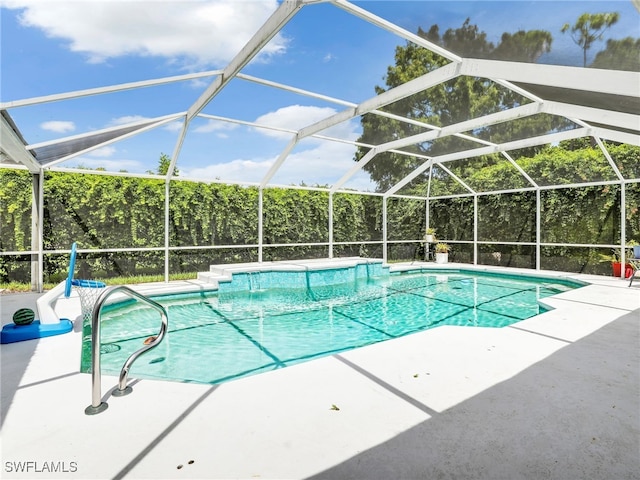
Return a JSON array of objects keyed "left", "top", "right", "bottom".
[
  {"left": 425, "top": 235, "right": 435, "bottom": 243},
  {"left": 435, "top": 252, "right": 448, "bottom": 264}
]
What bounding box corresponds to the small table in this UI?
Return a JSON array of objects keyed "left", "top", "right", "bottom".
[{"left": 629, "top": 258, "right": 640, "bottom": 287}]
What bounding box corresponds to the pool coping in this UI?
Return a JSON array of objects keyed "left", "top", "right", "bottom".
[{"left": 1, "top": 261, "right": 639, "bottom": 479}]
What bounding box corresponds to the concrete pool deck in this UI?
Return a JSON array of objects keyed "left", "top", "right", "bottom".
[{"left": 1, "top": 262, "right": 639, "bottom": 479}]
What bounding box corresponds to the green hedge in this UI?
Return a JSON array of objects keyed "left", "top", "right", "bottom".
[{"left": 1, "top": 143, "right": 638, "bottom": 282}]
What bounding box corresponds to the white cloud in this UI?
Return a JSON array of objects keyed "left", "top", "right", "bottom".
[
  {"left": 269, "top": 138, "right": 367, "bottom": 187},
  {"left": 182, "top": 157, "right": 274, "bottom": 184},
  {"left": 193, "top": 119, "right": 239, "bottom": 135},
  {"left": 253, "top": 105, "right": 360, "bottom": 142},
  {"left": 180, "top": 104, "right": 371, "bottom": 188},
  {"left": 163, "top": 121, "right": 184, "bottom": 132},
  {"left": 108, "top": 115, "right": 150, "bottom": 127},
  {"left": 90, "top": 146, "right": 116, "bottom": 157},
  {"left": 40, "top": 120, "right": 75, "bottom": 133},
  {"left": 181, "top": 132, "right": 375, "bottom": 190},
  {"left": 69, "top": 157, "right": 144, "bottom": 172},
  {"left": 66, "top": 145, "right": 143, "bottom": 171},
  {"left": 108, "top": 115, "right": 184, "bottom": 132},
  {"left": 4, "top": 0, "right": 286, "bottom": 67},
  {"left": 255, "top": 105, "right": 334, "bottom": 137}
]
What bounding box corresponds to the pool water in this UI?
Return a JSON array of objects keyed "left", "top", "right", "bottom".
[{"left": 81, "top": 269, "right": 580, "bottom": 385}]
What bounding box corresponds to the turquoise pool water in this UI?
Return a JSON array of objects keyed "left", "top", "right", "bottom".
[{"left": 81, "top": 267, "right": 581, "bottom": 385}]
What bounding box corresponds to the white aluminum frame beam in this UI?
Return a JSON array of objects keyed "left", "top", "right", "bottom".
[
  {"left": 437, "top": 163, "right": 475, "bottom": 195},
  {"left": 541, "top": 101, "right": 639, "bottom": 132},
  {"left": 331, "top": 0, "right": 462, "bottom": 63},
  {"left": 336, "top": 102, "right": 542, "bottom": 194},
  {"left": 594, "top": 137, "right": 625, "bottom": 181},
  {"left": 27, "top": 112, "right": 184, "bottom": 151},
  {"left": 460, "top": 59, "right": 640, "bottom": 97},
  {"left": 195, "top": 113, "right": 442, "bottom": 189},
  {"left": 309, "top": 18, "right": 548, "bottom": 111},
  {"left": 261, "top": 136, "right": 299, "bottom": 187},
  {"left": 591, "top": 128, "right": 640, "bottom": 146},
  {"left": 386, "top": 102, "right": 542, "bottom": 155},
  {"left": 502, "top": 151, "right": 538, "bottom": 188},
  {"left": 167, "top": 0, "right": 305, "bottom": 178},
  {"left": 427, "top": 177, "right": 634, "bottom": 200},
  {"left": 298, "top": 61, "right": 462, "bottom": 140},
  {"left": 356, "top": 59, "right": 638, "bottom": 198},
  {"left": 186, "top": 1, "right": 304, "bottom": 122},
  {"left": 198, "top": 112, "right": 301, "bottom": 136},
  {"left": 431, "top": 127, "right": 591, "bottom": 168},
  {"left": 491, "top": 78, "right": 544, "bottom": 103},
  {"left": 1, "top": 114, "right": 41, "bottom": 173},
  {"left": 238, "top": 72, "right": 453, "bottom": 134},
  {"left": 237, "top": 73, "right": 356, "bottom": 108},
  {"left": 387, "top": 127, "right": 590, "bottom": 197},
  {"left": 197, "top": 112, "right": 403, "bottom": 152},
  {"left": 28, "top": 113, "right": 185, "bottom": 168},
  {"left": 0, "top": 70, "right": 222, "bottom": 110},
  {"left": 264, "top": 61, "right": 462, "bottom": 187}
]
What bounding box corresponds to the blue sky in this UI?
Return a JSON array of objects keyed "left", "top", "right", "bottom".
[{"left": 1, "top": 0, "right": 638, "bottom": 190}]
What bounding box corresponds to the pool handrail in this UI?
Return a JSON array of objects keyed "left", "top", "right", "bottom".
[{"left": 85, "top": 285, "right": 168, "bottom": 415}]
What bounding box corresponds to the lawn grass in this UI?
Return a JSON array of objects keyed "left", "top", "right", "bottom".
[{"left": 0, "top": 272, "right": 198, "bottom": 293}]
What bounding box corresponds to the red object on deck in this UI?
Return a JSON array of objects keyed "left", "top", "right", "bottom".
[{"left": 612, "top": 262, "right": 633, "bottom": 278}]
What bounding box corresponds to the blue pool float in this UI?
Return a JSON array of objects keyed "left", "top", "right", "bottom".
[
  {"left": 1, "top": 320, "right": 73, "bottom": 344},
  {"left": 1, "top": 242, "right": 78, "bottom": 344}
]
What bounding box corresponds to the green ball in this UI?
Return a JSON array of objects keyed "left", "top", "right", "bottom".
[{"left": 13, "top": 308, "right": 35, "bottom": 326}]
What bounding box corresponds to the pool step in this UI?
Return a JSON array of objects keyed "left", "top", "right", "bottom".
[{"left": 196, "top": 270, "right": 231, "bottom": 286}]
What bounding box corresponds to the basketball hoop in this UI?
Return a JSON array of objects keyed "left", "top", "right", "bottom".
[{"left": 65, "top": 243, "right": 107, "bottom": 322}]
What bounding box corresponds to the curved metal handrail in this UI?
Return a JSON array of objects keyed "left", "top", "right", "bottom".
[{"left": 85, "top": 285, "right": 168, "bottom": 415}]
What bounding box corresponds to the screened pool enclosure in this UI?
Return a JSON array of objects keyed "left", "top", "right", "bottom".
[{"left": 1, "top": 0, "right": 639, "bottom": 291}]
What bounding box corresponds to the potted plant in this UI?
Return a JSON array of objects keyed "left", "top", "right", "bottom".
[
  {"left": 435, "top": 243, "right": 450, "bottom": 264},
  {"left": 424, "top": 227, "right": 436, "bottom": 243},
  {"left": 602, "top": 243, "right": 635, "bottom": 278}
]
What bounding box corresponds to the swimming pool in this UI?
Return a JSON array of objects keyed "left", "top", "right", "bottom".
[{"left": 81, "top": 267, "right": 582, "bottom": 385}]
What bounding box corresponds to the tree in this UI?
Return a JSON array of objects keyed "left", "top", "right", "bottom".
[
  {"left": 561, "top": 12, "right": 620, "bottom": 67},
  {"left": 427, "top": 20, "right": 494, "bottom": 59},
  {"left": 591, "top": 37, "right": 640, "bottom": 71},
  {"left": 491, "top": 30, "right": 552, "bottom": 63},
  {"left": 355, "top": 20, "right": 559, "bottom": 192},
  {"left": 154, "top": 152, "right": 178, "bottom": 176}
]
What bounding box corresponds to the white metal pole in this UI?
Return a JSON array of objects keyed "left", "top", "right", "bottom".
[
  {"left": 426, "top": 160, "right": 433, "bottom": 228},
  {"left": 425, "top": 199, "right": 429, "bottom": 236},
  {"left": 39, "top": 171, "right": 44, "bottom": 291},
  {"left": 31, "top": 171, "right": 44, "bottom": 292},
  {"left": 473, "top": 195, "right": 478, "bottom": 265},
  {"left": 164, "top": 180, "right": 170, "bottom": 283},
  {"left": 382, "top": 197, "right": 388, "bottom": 263},
  {"left": 258, "top": 187, "right": 264, "bottom": 263},
  {"left": 620, "top": 182, "right": 626, "bottom": 278},
  {"left": 536, "top": 188, "right": 541, "bottom": 270},
  {"left": 328, "top": 193, "right": 334, "bottom": 259}
]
